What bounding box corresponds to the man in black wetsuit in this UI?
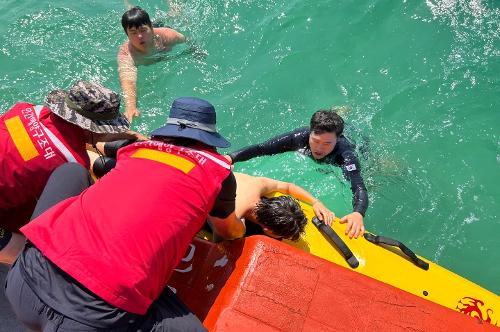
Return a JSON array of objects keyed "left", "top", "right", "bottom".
[{"left": 226, "top": 109, "right": 368, "bottom": 239}]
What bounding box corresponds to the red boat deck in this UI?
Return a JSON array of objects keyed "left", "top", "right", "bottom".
[{"left": 168, "top": 236, "right": 495, "bottom": 331}]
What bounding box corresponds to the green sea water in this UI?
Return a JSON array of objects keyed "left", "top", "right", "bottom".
[{"left": 0, "top": 0, "right": 498, "bottom": 295}]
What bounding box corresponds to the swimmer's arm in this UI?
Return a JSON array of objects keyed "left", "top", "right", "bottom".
[
  {"left": 208, "top": 213, "right": 246, "bottom": 241},
  {"left": 258, "top": 178, "right": 300, "bottom": 200},
  {"left": 155, "top": 28, "right": 186, "bottom": 45},
  {"left": 351, "top": 183, "right": 368, "bottom": 216},
  {"left": 336, "top": 146, "right": 367, "bottom": 238},
  {"left": 172, "top": 30, "right": 186, "bottom": 44},
  {"left": 157, "top": 29, "right": 208, "bottom": 60},
  {"left": 208, "top": 173, "right": 245, "bottom": 240},
  {"left": 339, "top": 164, "right": 367, "bottom": 238},
  {"left": 117, "top": 44, "right": 139, "bottom": 122},
  {"left": 259, "top": 177, "right": 334, "bottom": 225},
  {"left": 339, "top": 148, "right": 368, "bottom": 216},
  {"left": 228, "top": 128, "right": 308, "bottom": 163}
]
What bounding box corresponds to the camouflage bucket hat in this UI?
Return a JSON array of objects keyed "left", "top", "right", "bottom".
[{"left": 45, "top": 81, "right": 130, "bottom": 134}]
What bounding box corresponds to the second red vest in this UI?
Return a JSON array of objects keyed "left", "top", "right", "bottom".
[{"left": 0, "top": 102, "right": 89, "bottom": 230}]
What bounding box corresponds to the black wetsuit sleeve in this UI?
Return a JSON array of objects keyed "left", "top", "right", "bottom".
[
  {"left": 337, "top": 145, "right": 369, "bottom": 216},
  {"left": 209, "top": 172, "right": 237, "bottom": 218},
  {"left": 229, "top": 128, "right": 309, "bottom": 163}
]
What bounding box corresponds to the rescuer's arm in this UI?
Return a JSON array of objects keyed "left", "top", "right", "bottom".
[{"left": 208, "top": 173, "right": 246, "bottom": 240}]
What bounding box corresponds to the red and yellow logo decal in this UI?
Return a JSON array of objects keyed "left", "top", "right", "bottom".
[
  {"left": 456, "top": 297, "right": 497, "bottom": 326},
  {"left": 5, "top": 116, "right": 39, "bottom": 161},
  {"left": 131, "top": 148, "right": 195, "bottom": 174}
]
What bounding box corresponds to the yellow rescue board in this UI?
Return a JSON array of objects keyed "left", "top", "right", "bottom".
[{"left": 276, "top": 193, "right": 499, "bottom": 326}]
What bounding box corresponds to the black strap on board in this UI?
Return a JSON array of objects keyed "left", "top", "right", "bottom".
[
  {"left": 312, "top": 217, "right": 359, "bottom": 268},
  {"left": 364, "top": 233, "right": 429, "bottom": 270}
]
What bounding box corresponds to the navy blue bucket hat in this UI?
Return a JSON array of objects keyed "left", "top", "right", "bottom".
[{"left": 150, "top": 97, "right": 230, "bottom": 148}]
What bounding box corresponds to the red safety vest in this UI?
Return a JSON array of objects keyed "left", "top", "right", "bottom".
[
  {"left": 22, "top": 141, "right": 231, "bottom": 315},
  {"left": 0, "top": 102, "right": 89, "bottom": 231}
]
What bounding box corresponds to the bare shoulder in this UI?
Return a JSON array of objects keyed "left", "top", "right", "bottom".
[
  {"left": 257, "top": 176, "right": 282, "bottom": 193},
  {"left": 234, "top": 173, "right": 260, "bottom": 193},
  {"left": 154, "top": 27, "right": 178, "bottom": 34},
  {"left": 153, "top": 28, "right": 185, "bottom": 43},
  {"left": 154, "top": 27, "right": 184, "bottom": 40},
  {"left": 234, "top": 172, "right": 265, "bottom": 185},
  {"left": 234, "top": 172, "right": 249, "bottom": 181},
  {"left": 235, "top": 173, "right": 279, "bottom": 194},
  {"left": 252, "top": 176, "right": 290, "bottom": 194}
]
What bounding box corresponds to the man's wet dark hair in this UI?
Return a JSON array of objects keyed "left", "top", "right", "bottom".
[
  {"left": 121, "top": 6, "right": 153, "bottom": 34},
  {"left": 310, "top": 109, "right": 344, "bottom": 136},
  {"left": 255, "top": 196, "right": 307, "bottom": 241}
]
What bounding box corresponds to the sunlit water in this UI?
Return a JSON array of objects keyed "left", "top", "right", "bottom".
[{"left": 0, "top": 0, "right": 498, "bottom": 294}]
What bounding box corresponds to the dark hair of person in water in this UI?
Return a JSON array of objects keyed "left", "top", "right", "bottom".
[
  {"left": 310, "top": 109, "right": 344, "bottom": 136},
  {"left": 255, "top": 196, "right": 307, "bottom": 241},
  {"left": 121, "top": 6, "right": 153, "bottom": 34}
]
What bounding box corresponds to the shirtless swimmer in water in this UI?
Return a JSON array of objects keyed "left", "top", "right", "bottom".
[{"left": 118, "top": 6, "right": 186, "bottom": 123}]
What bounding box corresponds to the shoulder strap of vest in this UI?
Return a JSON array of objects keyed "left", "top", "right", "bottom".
[
  {"left": 193, "top": 149, "right": 231, "bottom": 170},
  {"left": 34, "top": 105, "right": 78, "bottom": 163}
]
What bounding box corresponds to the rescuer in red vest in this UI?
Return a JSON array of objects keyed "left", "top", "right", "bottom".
[
  {"left": 0, "top": 80, "right": 145, "bottom": 264},
  {"left": 6, "top": 97, "right": 245, "bottom": 331}
]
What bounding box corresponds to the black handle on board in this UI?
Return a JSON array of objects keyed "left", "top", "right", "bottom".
[
  {"left": 363, "top": 233, "right": 429, "bottom": 270},
  {"left": 312, "top": 217, "right": 359, "bottom": 269}
]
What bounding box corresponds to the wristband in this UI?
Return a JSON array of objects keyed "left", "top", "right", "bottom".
[{"left": 0, "top": 228, "right": 13, "bottom": 251}]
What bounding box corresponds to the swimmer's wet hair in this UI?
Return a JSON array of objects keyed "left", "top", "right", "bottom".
[
  {"left": 255, "top": 196, "right": 307, "bottom": 241},
  {"left": 121, "top": 6, "right": 152, "bottom": 34},
  {"left": 310, "top": 109, "right": 344, "bottom": 136}
]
